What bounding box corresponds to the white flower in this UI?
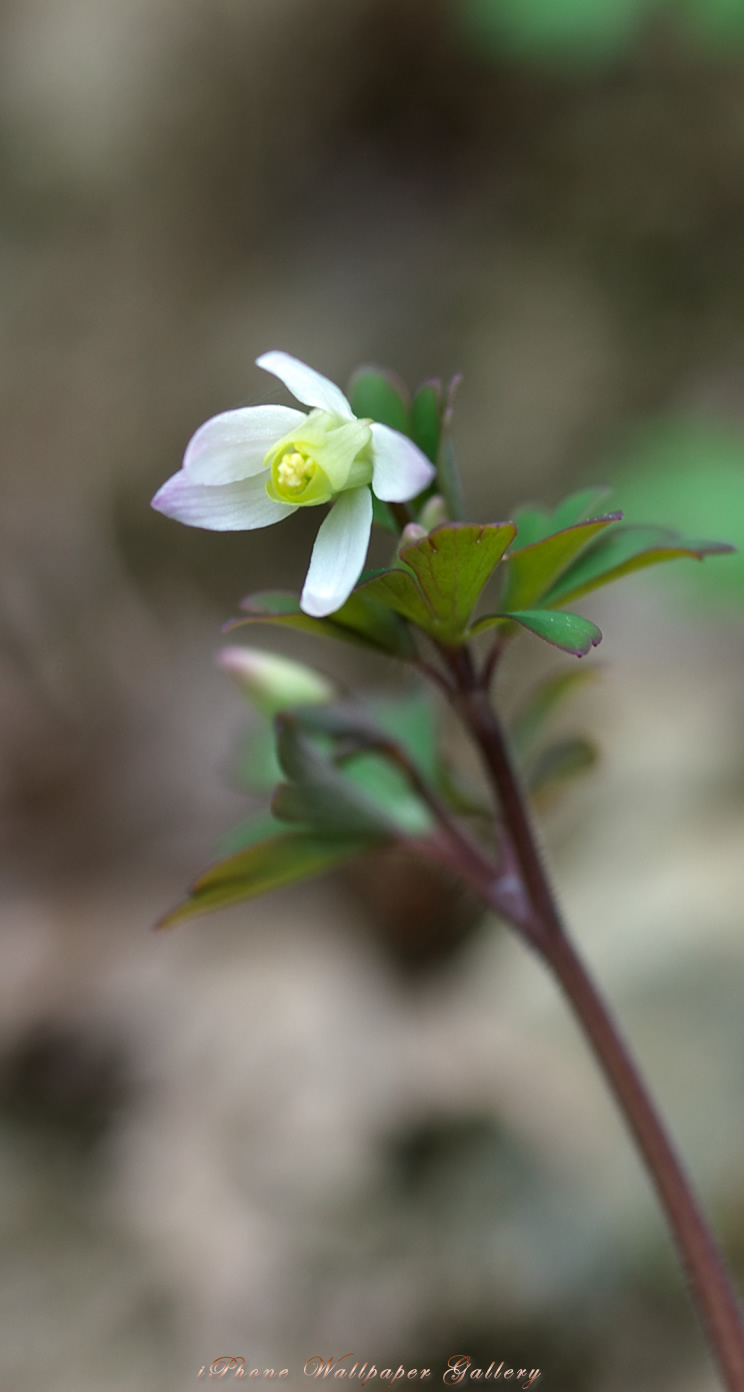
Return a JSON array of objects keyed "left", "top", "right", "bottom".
[{"left": 151, "top": 351, "right": 436, "bottom": 617}]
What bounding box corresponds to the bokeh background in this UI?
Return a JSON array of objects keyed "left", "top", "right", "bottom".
[{"left": 2, "top": 1, "right": 744, "bottom": 1388}]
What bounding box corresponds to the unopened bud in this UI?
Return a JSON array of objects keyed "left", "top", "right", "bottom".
[
  {"left": 216, "top": 646, "right": 335, "bottom": 717},
  {"left": 400, "top": 522, "right": 427, "bottom": 548},
  {"left": 418, "top": 493, "right": 449, "bottom": 531}
]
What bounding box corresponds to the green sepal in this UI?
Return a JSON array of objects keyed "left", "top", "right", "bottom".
[
  {"left": 472, "top": 608, "right": 602, "bottom": 656},
  {"left": 156, "top": 833, "right": 367, "bottom": 929},
  {"left": 348, "top": 366, "right": 410, "bottom": 435},
  {"left": 357, "top": 522, "right": 516, "bottom": 644},
  {"left": 542, "top": 526, "right": 736, "bottom": 608},
  {"left": 500, "top": 514, "right": 621, "bottom": 611},
  {"left": 411, "top": 381, "right": 443, "bottom": 465},
  {"left": 226, "top": 589, "right": 416, "bottom": 659}
]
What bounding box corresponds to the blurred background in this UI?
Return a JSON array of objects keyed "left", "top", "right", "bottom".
[{"left": 2, "top": 1, "right": 744, "bottom": 1388}]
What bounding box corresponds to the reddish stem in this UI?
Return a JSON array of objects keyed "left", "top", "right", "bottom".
[{"left": 444, "top": 644, "right": 744, "bottom": 1392}]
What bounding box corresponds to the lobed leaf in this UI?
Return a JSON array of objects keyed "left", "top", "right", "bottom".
[
  {"left": 401, "top": 522, "right": 517, "bottom": 637},
  {"left": 156, "top": 833, "right": 366, "bottom": 929},
  {"left": 227, "top": 589, "right": 416, "bottom": 659},
  {"left": 542, "top": 526, "right": 736, "bottom": 608},
  {"left": 473, "top": 608, "right": 602, "bottom": 656},
  {"left": 359, "top": 522, "right": 516, "bottom": 644},
  {"left": 356, "top": 567, "right": 434, "bottom": 630},
  {"left": 511, "top": 486, "right": 613, "bottom": 550},
  {"left": 217, "top": 808, "right": 286, "bottom": 856},
  {"left": 550, "top": 486, "right": 614, "bottom": 532},
  {"left": 500, "top": 514, "right": 621, "bottom": 611}
]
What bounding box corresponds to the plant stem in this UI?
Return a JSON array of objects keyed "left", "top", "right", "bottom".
[
  {"left": 544, "top": 929, "right": 744, "bottom": 1391},
  {"left": 363, "top": 733, "right": 500, "bottom": 896},
  {"left": 446, "top": 645, "right": 744, "bottom": 1392}
]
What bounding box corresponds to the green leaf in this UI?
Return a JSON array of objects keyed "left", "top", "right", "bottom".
[
  {"left": 156, "top": 833, "right": 366, "bottom": 929},
  {"left": 341, "top": 756, "right": 434, "bottom": 835},
  {"left": 474, "top": 608, "right": 602, "bottom": 656},
  {"left": 276, "top": 719, "right": 395, "bottom": 839},
  {"left": 291, "top": 689, "right": 438, "bottom": 776},
  {"left": 501, "top": 515, "right": 620, "bottom": 611},
  {"left": 287, "top": 692, "right": 439, "bottom": 835},
  {"left": 509, "top": 610, "right": 602, "bottom": 655},
  {"left": 512, "top": 487, "right": 613, "bottom": 550},
  {"left": 402, "top": 523, "right": 517, "bottom": 637},
  {"left": 372, "top": 495, "right": 397, "bottom": 533},
  {"left": 217, "top": 808, "right": 286, "bottom": 856},
  {"left": 356, "top": 567, "right": 434, "bottom": 630},
  {"left": 349, "top": 367, "right": 410, "bottom": 434},
  {"left": 227, "top": 589, "right": 416, "bottom": 659},
  {"left": 504, "top": 517, "right": 621, "bottom": 615},
  {"left": 542, "top": 527, "right": 736, "bottom": 608},
  {"left": 370, "top": 690, "right": 439, "bottom": 781},
  {"left": 607, "top": 419, "right": 744, "bottom": 607},
  {"left": 456, "top": 0, "right": 646, "bottom": 66},
  {"left": 411, "top": 381, "right": 443, "bottom": 464},
  {"left": 510, "top": 667, "right": 599, "bottom": 756},
  {"left": 550, "top": 486, "right": 614, "bottom": 532},
  {"left": 681, "top": 0, "right": 744, "bottom": 48},
  {"left": 436, "top": 376, "right": 464, "bottom": 521},
  {"left": 271, "top": 780, "right": 363, "bottom": 831},
  {"left": 233, "top": 729, "right": 283, "bottom": 794},
  {"left": 360, "top": 522, "right": 516, "bottom": 644},
  {"left": 527, "top": 737, "right": 598, "bottom": 796}
]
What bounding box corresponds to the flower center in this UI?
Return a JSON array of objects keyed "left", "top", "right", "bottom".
[{"left": 275, "top": 450, "right": 316, "bottom": 491}]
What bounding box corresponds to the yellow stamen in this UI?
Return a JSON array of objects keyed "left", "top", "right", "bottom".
[{"left": 276, "top": 450, "right": 315, "bottom": 491}]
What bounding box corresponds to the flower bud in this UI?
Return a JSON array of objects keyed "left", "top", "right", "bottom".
[
  {"left": 391, "top": 521, "right": 427, "bottom": 568},
  {"left": 418, "top": 493, "right": 449, "bottom": 531},
  {"left": 400, "top": 522, "right": 427, "bottom": 548},
  {"left": 216, "top": 646, "right": 335, "bottom": 717}
]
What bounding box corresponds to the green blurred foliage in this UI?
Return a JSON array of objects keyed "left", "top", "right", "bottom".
[
  {"left": 453, "top": 0, "right": 744, "bottom": 67},
  {"left": 454, "top": 0, "right": 648, "bottom": 66},
  {"left": 608, "top": 419, "right": 744, "bottom": 607},
  {"left": 681, "top": 0, "right": 744, "bottom": 46}
]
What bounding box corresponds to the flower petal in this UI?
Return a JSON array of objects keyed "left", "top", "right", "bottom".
[
  {"left": 369, "top": 422, "right": 436, "bottom": 502},
  {"left": 301, "top": 486, "right": 373, "bottom": 617},
  {"left": 183, "top": 404, "right": 306, "bottom": 485},
  {"left": 257, "top": 351, "right": 353, "bottom": 419},
  {"left": 152, "top": 470, "right": 297, "bottom": 531}
]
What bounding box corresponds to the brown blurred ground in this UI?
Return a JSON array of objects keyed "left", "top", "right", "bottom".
[{"left": 1, "top": 2, "right": 744, "bottom": 1389}]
